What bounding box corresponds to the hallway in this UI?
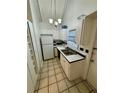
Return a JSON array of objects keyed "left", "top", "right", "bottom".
[{"left": 34, "top": 58, "right": 94, "bottom": 93}]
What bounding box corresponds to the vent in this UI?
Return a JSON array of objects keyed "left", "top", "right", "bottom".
[{"left": 62, "top": 25, "right": 68, "bottom": 29}]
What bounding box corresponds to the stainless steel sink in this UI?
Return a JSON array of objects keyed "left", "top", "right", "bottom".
[{"left": 61, "top": 48, "right": 77, "bottom": 55}]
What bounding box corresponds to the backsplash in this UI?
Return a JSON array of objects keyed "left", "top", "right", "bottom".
[{"left": 67, "top": 41, "right": 78, "bottom": 50}]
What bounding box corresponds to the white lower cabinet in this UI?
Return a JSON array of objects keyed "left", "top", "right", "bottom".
[
  {"left": 60, "top": 54, "right": 84, "bottom": 81},
  {"left": 64, "top": 58, "right": 69, "bottom": 78},
  {"left": 60, "top": 54, "right": 65, "bottom": 69}
]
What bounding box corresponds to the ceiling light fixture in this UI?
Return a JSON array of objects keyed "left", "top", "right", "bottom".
[
  {"left": 58, "top": 19, "right": 62, "bottom": 24},
  {"left": 48, "top": 0, "right": 62, "bottom": 28},
  {"left": 54, "top": 21, "right": 58, "bottom": 25},
  {"left": 48, "top": 18, "right": 62, "bottom": 25},
  {"left": 49, "top": 18, "right": 53, "bottom": 24}
]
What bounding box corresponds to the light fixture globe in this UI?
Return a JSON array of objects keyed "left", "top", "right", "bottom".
[
  {"left": 54, "top": 21, "right": 58, "bottom": 25},
  {"left": 49, "top": 18, "right": 53, "bottom": 24},
  {"left": 58, "top": 19, "right": 62, "bottom": 24}
]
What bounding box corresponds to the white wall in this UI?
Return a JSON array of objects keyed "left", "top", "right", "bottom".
[
  {"left": 62, "top": 0, "right": 97, "bottom": 87},
  {"left": 62, "top": 0, "right": 97, "bottom": 44},
  {"left": 29, "top": 0, "right": 43, "bottom": 72},
  {"left": 39, "top": 22, "right": 68, "bottom": 41},
  {"left": 59, "top": 29, "right": 68, "bottom": 41},
  {"left": 39, "top": 22, "right": 59, "bottom": 39}
]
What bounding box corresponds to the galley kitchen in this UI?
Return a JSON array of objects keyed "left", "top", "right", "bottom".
[{"left": 27, "top": 0, "right": 97, "bottom": 93}]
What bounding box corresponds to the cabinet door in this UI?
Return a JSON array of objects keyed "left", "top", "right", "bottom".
[
  {"left": 64, "top": 59, "right": 69, "bottom": 78},
  {"left": 60, "top": 54, "right": 64, "bottom": 69},
  {"left": 60, "top": 54, "right": 69, "bottom": 80},
  {"left": 69, "top": 60, "right": 83, "bottom": 80}
]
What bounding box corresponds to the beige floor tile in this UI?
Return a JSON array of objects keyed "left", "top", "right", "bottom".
[
  {"left": 49, "top": 60, "right": 53, "bottom": 63},
  {"left": 47, "top": 60, "right": 51, "bottom": 62},
  {"left": 40, "top": 72, "right": 48, "bottom": 79},
  {"left": 56, "top": 73, "right": 64, "bottom": 81},
  {"left": 61, "top": 90, "right": 70, "bottom": 93},
  {"left": 49, "top": 70, "right": 55, "bottom": 76},
  {"left": 38, "top": 58, "right": 90, "bottom": 93},
  {"left": 42, "top": 65, "right": 48, "bottom": 69},
  {"left": 54, "top": 63, "right": 59, "bottom": 66},
  {"left": 76, "top": 82, "right": 89, "bottom": 93},
  {"left": 48, "top": 64, "right": 53, "bottom": 67},
  {"left": 34, "top": 91, "right": 38, "bottom": 93},
  {"left": 74, "top": 77, "right": 82, "bottom": 84},
  {"left": 58, "top": 64, "right": 62, "bottom": 67},
  {"left": 56, "top": 60, "right": 59, "bottom": 62},
  {"left": 38, "top": 87, "right": 48, "bottom": 93},
  {"left": 58, "top": 79, "right": 68, "bottom": 92},
  {"left": 83, "top": 81, "right": 93, "bottom": 91},
  {"left": 43, "top": 61, "right": 47, "bottom": 64},
  {"left": 49, "top": 83, "right": 59, "bottom": 93},
  {"left": 65, "top": 78, "right": 75, "bottom": 88},
  {"left": 53, "top": 64, "right": 59, "bottom": 68},
  {"left": 42, "top": 67, "right": 48, "bottom": 72},
  {"left": 53, "top": 62, "right": 58, "bottom": 65},
  {"left": 39, "top": 78, "right": 48, "bottom": 88},
  {"left": 62, "top": 72, "right": 67, "bottom": 78},
  {"left": 52, "top": 58, "right": 56, "bottom": 61},
  {"left": 69, "top": 86, "right": 80, "bottom": 93},
  {"left": 35, "top": 80, "right": 40, "bottom": 90},
  {"left": 43, "top": 62, "right": 47, "bottom": 65},
  {"left": 54, "top": 66, "right": 60, "bottom": 70},
  {"left": 55, "top": 68, "right": 62, "bottom": 74},
  {"left": 49, "top": 75, "right": 56, "bottom": 85},
  {"left": 43, "top": 61, "right": 48, "bottom": 64},
  {"left": 43, "top": 64, "right": 47, "bottom": 68},
  {"left": 60, "top": 67, "right": 64, "bottom": 71},
  {"left": 54, "top": 65, "right": 60, "bottom": 69},
  {"left": 49, "top": 66, "right": 54, "bottom": 70}
]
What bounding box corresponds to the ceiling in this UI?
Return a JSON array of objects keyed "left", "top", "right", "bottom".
[{"left": 38, "top": 0, "right": 68, "bottom": 23}]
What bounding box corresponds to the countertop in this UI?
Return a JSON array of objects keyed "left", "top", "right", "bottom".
[
  {"left": 56, "top": 46, "right": 86, "bottom": 63},
  {"left": 53, "top": 44, "right": 66, "bottom": 48}
]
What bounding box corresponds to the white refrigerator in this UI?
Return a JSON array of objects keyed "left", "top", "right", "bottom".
[{"left": 40, "top": 34, "right": 54, "bottom": 60}]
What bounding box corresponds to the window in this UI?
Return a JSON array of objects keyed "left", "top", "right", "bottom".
[{"left": 68, "top": 29, "right": 76, "bottom": 43}]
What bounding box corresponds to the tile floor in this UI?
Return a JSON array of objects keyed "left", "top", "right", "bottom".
[{"left": 34, "top": 58, "right": 96, "bottom": 93}]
